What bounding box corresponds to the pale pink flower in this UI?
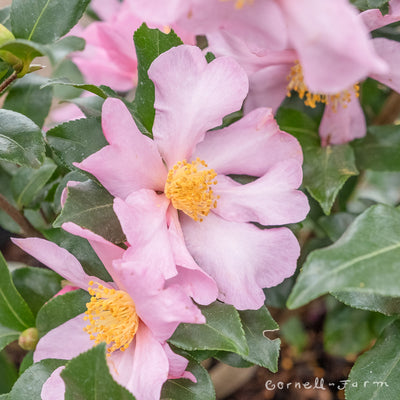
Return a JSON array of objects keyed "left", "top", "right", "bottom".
[
  {"left": 13, "top": 223, "right": 205, "bottom": 400},
  {"left": 76, "top": 45, "right": 309, "bottom": 310}
]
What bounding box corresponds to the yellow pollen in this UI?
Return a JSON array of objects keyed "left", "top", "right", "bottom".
[
  {"left": 219, "top": 0, "right": 254, "bottom": 9},
  {"left": 164, "top": 158, "right": 218, "bottom": 222},
  {"left": 84, "top": 281, "right": 139, "bottom": 355},
  {"left": 286, "top": 62, "right": 360, "bottom": 112}
]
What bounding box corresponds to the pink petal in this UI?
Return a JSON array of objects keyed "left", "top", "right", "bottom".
[
  {"left": 181, "top": 212, "right": 300, "bottom": 310},
  {"left": 41, "top": 367, "right": 65, "bottom": 400},
  {"left": 76, "top": 98, "right": 167, "bottom": 198},
  {"left": 213, "top": 164, "right": 309, "bottom": 225},
  {"left": 12, "top": 238, "right": 92, "bottom": 290},
  {"left": 193, "top": 107, "right": 302, "bottom": 176},
  {"left": 370, "top": 38, "right": 400, "bottom": 93},
  {"left": 112, "top": 256, "right": 205, "bottom": 342},
  {"left": 113, "top": 190, "right": 177, "bottom": 280},
  {"left": 61, "top": 222, "right": 124, "bottom": 280},
  {"left": 319, "top": 91, "right": 366, "bottom": 146},
  {"left": 360, "top": 4, "right": 400, "bottom": 31},
  {"left": 110, "top": 325, "right": 169, "bottom": 400},
  {"left": 280, "top": 0, "right": 387, "bottom": 92},
  {"left": 163, "top": 343, "right": 195, "bottom": 381},
  {"left": 34, "top": 314, "right": 92, "bottom": 362},
  {"left": 149, "top": 45, "right": 249, "bottom": 167},
  {"left": 166, "top": 207, "right": 218, "bottom": 305}
]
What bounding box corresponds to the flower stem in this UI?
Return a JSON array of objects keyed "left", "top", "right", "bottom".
[
  {"left": 0, "top": 71, "right": 18, "bottom": 95},
  {"left": 373, "top": 91, "right": 400, "bottom": 125}
]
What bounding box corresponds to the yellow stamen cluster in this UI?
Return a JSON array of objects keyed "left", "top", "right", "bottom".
[
  {"left": 84, "top": 281, "right": 139, "bottom": 355},
  {"left": 287, "top": 62, "right": 360, "bottom": 112},
  {"left": 220, "top": 0, "right": 254, "bottom": 10},
  {"left": 165, "top": 158, "right": 218, "bottom": 222}
]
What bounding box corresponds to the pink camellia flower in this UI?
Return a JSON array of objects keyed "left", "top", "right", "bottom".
[
  {"left": 12, "top": 223, "right": 206, "bottom": 400},
  {"left": 76, "top": 44, "right": 309, "bottom": 310}
]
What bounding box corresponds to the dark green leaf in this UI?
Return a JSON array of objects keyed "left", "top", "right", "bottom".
[
  {"left": 43, "top": 228, "right": 112, "bottom": 282},
  {"left": 0, "top": 351, "right": 18, "bottom": 394},
  {"left": 11, "top": 158, "right": 57, "bottom": 208},
  {"left": 280, "top": 317, "right": 308, "bottom": 354},
  {"left": 0, "top": 7, "right": 11, "bottom": 30},
  {"left": 12, "top": 267, "right": 62, "bottom": 316},
  {"left": 0, "top": 252, "right": 35, "bottom": 331},
  {"left": 133, "top": 23, "right": 183, "bottom": 134},
  {"left": 3, "top": 74, "right": 52, "bottom": 128},
  {"left": 0, "top": 109, "right": 45, "bottom": 168},
  {"left": 287, "top": 205, "right": 400, "bottom": 314},
  {"left": 353, "top": 125, "right": 400, "bottom": 171},
  {"left": 277, "top": 108, "right": 358, "bottom": 214},
  {"left": 318, "top": 212, "right": 357, "bottom": 242},
  {"left": 169, "top": 302, "right": 248, "bottom": 356},
  {"left": 0, "top": 325, "right": 19, "bottom": 353},
  {"left": 36, "top": 289, "right": 89, "bottom": 337},
  {"left": 346, "top": 320, "right": 400, "bottom": 400},
  {"left": 19, "top": 351, "right": 34, "bottom": 375},
  {"left": 8, "top": 359, "right": 66, "bottom": 400},
  {"left": 238, "top": 307, "right": 280, "bottom": 371},
  {"left": 11, "top": 0, "right": 90, "bottom": 44},
  {"left": 53, "top": 180, "right": 125, "bottom": 244},
  {"left": 161, "top": 356, "right": 215, "bottom": 400},
  {"left": 46, "top": 117, "right": 107, "bottom": 170},
  {"left": 61, "top": 343, "right": 136, "bottom": 400},
  {"left": 42, "top": 79, "right": 109, "bottom": 99}
]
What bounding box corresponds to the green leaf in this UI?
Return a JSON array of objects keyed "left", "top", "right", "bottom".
[
  {"left": 53, "top": 180, "right": 125, "bottom": 244},
  {"left": 11, "top": 0, "right": 90, "bottom": 44},
  {"left": 0, "top": 351, "right": 18, "bottom": 394},
  {"left": 323, "top": 298, "right": 393, "bottom": 358},
  {"left": 237, "top": 307, "right": 280, "bottom": 372},
  {"left": 169, "top": 302, "right": 248, "bottom": 356},
  {"left": 61, "top": 343, "right": 136, "bottom": 400},
  {"left": 63, "top": 96, "right": 104, "bottom": 118},
  {"left": 353, "top": 125, "right": 400, "bottom": 171},
  {"left": 0, "top": 325, "right": 19, "bottom": 353},
  {"left": 0, "top": 7, "right": 11, "bottom": 30},
  {"left": 133, "top": 23, "right": 183, "bottom": 134},
  {"left": 287, "top": 204, "right": 400, "bottom": 314},
  {"left": 277, "top": 108, "right": 358, "bottom": 214},
  {"left": 11, "top": 158, "right": 57, "bottom": 208},
  {"left": 12, "top": 267, "right": 62, "bottom": 316},
  {"left": 46, "top": 117, "right": 107, "bottom": 170},
  {"left": 280, "top": 316, "right": 308, "bottom": 354},
  {"left": 318, "top": 212, "right": 357, "bottom": 242},
  {"left": 8, "top": 359, "right": 66, "bottom": 400},
  {"left": 0, "top": 252, "right": 35, "bottom": 331},
  {"left": 346, "top": 320, "right": 400, "bottom": 400},
  {"left": 46, "top": 36, "right": 85, "bottom": 66},
  {"left": 3, "top": 74, "right": 52, "bottom": 128},
  {"left": 0, "top": 109, "right": 45, "bottom": 168},
  {"left": 19, "top": 351, "right": 34, "bottom": 375},
  {"left": 51, "top": 60, "right": 84, "bottom": 99},
  {"left": 42, "top": 79, "right": 109, "bottom": 99},
  {"left": 36, "top": 289, "right": 90, "bottom": 337},
  {"left": 161, "top": 356, "right": 215, "bottom": 400}
]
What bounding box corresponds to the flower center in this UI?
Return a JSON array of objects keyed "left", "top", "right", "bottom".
[
  {"left": 84, "top": 281, "right": 139, "bottom": 354},
  {"left": 220, "top": 0, "right": 254, "bottom": 9},
  {"left": 164, "top": 158, "right": 218, "bottom": 222},
  {"left": 286, "top": 62, "right": 360, "bottom": 111}
]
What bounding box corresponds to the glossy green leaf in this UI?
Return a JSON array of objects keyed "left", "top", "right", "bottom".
[
  {"left": 0, "top": 351, "right": 18, "bottom": 394},
  {"left": 353, "top": 125, "right": 400, "bottom": 171},
  {"left": 11, "top": 0, "right": 90, "bottom": 44},
  {"left": 61, "top": 343, "right": 136, "bottom": 400},
  {"left": 46, "top": 117, "right": 107, "bottom": 170},
  {"left": 0, "top": 109, "right": 45, "bottom": 168},
  {"left": 42, "top": 79, "right": 109, "bottom": 99},
  {"left": 237, "top": 307, "right": 280, "bottom": 371},
  {"left": 0, "top": 325, "right": 19, "bottom": 353},
  {"left": 11, "top": 158, "right": 57, "bottom": 208},
  {"left": 12, "top": 267, "right": 62, "bottom": 316},
  {"left": 161, "top": 356, "right": 215, "bottom": 400},
  {"left": 277, "top": 108, "right": 358, "bottom": 214},
  {"left": 288, "top": 205, "right": 400, "bottom": 314},
  {"left": 3, "top": 74, "right": 52, "bottom": 128},
  {"left": 53, "top": 180, "right": 125, "bottom": 244},
  {"left": 133, "top": 23, "right": 183, "bottom": 134},
  {"left": 0, "top": 252, "right": 35, "bottom": 332},
  {"left": 43, "top": 228, "right": 112, "bottom": 282},
  {"left": 36, "top": 289, "right": 89, "bottom": 337},
  {"left": 346, "top": 320, "right": 400, "bottom": 400},
  {"left": 169, "top": 302, "right": 248, "bottom": 356},
  {"left": 8, "top": 359, "right": 65, "bottom": 400}
]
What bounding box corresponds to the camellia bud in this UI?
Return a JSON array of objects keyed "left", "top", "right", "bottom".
[{"left": 18, "top": 327, "right": 39, "bottom": 351}]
